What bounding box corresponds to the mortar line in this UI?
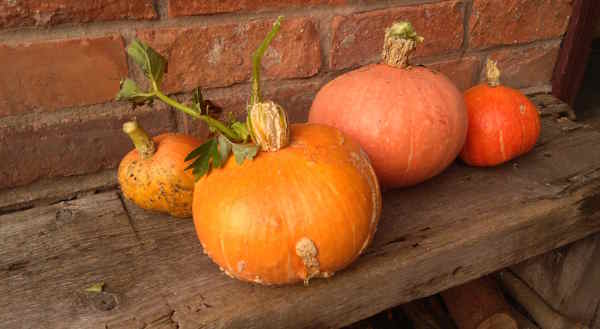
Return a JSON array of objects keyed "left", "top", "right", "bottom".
[
  {"left": 462, "top": 0, "right": 473, "bottom": 52},
  {"left": 0, "top": 0, "right": 447, "bottom": 45}
]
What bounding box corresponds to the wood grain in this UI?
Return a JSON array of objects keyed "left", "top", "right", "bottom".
[
  {"left": 1, "top": 100, "right": 600, "bottom": 329},
  {"left": 498, "top": 270, "right": 588, "bottom": 329},
  {"left": 0, "top": 169, "right": 117, "bottom": 214},
  {"left": 509, "top": 304, "right": 540, "bottom": 329},
  {"left": 511, "top": 233, "right": 600, "bottom": 327}
]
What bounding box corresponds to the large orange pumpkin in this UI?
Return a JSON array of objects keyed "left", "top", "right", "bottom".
[
  {"left": 193, "top": 123, "right": 381, "bottom": 285},
  {"left": 460, "top": 59, "right": 541, "bottom": 166},
  {"left": 190, "top": 17, "right": 380, "bottom": 285},
  {"left": 118, "top": 121, "right": 202, "bottom": 218},
  {"left": 309, "top": 22, "right": 468, "bottom": 188}
]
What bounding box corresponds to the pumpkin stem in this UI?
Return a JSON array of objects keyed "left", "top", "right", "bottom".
[
  {"left": 247, "top": 16, "right": 291, "bottom": 152},
  {"left": 382, "top": 21, "right": 424, "bottom": 69},
  {"left": 485, "top": 59, "right": 501, "bottom": 87},
  {"left": 250, "top": 16, "right": 283, "bottom": 106},
  {"left": 248, "top": 101, "right": 290, "bottom": 152},
  {"left": 123, "top": 121, "right": 155, "bottom": 160}
]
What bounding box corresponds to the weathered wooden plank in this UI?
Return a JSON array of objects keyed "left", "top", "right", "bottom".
[
  {"left": 0, "top": 169, "right": 117, "bottom": 213},
  {"left": 0, "top": 192, "right": 138, "bottom": 328},
  {"left": 509, "top": 305, "right": 540, "bottom": 329},
  {"left": 1, "top": 115, "right": 600, "bottom": 329},
  {"left": 531, "top": 93, "right": 576, "bottom": 120},
  {"left": 0, "top": 191, "right": 208, "bottom": 329},
  {"left": 511, "top": 233, "right": 600, "bottom": 327}
]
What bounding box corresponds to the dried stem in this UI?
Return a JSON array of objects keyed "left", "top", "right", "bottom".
[{"left": 123, "top": 121, "right": 155, "bottom": 160}]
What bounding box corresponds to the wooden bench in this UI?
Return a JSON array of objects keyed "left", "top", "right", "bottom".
[{"left": 1, "top": 95, "right": 600, "bottom": 329}]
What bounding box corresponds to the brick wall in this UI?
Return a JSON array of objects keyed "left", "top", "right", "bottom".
[{"left": 0, "top": 0, "right": 573, "bottom": 190}]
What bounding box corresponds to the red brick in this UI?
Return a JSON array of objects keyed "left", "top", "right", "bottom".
[
  {"left": 0, "top": 35, "right": 128, "bottom": 118},
  {"left": 177, "top": 78, "right": 327, "bottom": 138},
  {"left": 426, "top": 56, "right": 481, "bottom": 91},
  {"left": 469, "top": 0, "right": 572, "bottom": 49},
  {"left": 484, "top": 42, "right": 561, "bottom": 89},
  {"left": 0, "top": 104, "right": 175, "bottom": 190},
  {"left": 330, "top": 1, "right": 464, "bottom": 70},
  {"left": 137, "top": 18, "right": 321, "bottom": 93},
  {"left": 0, "top": 0, "right": 156, "bottom": 28},
  {"left": 168, "top": 0, "right": 345, "bottom": 17}
]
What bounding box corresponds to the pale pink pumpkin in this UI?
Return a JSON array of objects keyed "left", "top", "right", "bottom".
[{"left": 309, "top": 22, "right": 468, "bottom": 188}]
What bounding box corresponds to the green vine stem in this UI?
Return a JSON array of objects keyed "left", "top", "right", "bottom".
[
  {"left": 250, "top": 16, "right": 283, "bottom": 106},
  {"left": 246, "top": 16, "right": 290, "bottom": 152},
  {"left": 153, "top": 90, "right": 240, "bottom": 141}
]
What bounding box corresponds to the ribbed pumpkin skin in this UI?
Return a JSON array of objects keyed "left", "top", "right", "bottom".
[
  {"left": 193, "top": 124, "right": 381, "bottom": 285},
  {"left": 118, "top": 133, "right": 202, "bottom": 218},
  {"left": 460, "top": 85, "right": 540, "bottom": 166},
  {"left": 309, "top": 64, "right": 468, "bottom": 188}
]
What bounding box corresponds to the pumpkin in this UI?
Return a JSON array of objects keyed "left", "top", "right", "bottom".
[
  {"left": 192, "top": 17, "right": 382, "bottom": 285},
  {"left": 309, "top": 22, "right": 468, "bottom": 188},
  {"left": 193, "top": 123, "right": 381, "bottom": 284},
  {"left": 460, "top": 59, "right": 541, "bottom": 166},
  {"left": 118, "top": 121, "right": 203, "bottom": 218}
]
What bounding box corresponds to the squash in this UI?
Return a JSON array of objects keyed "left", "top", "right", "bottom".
[
  {"left": 192, "top": 17, "right": 382, "bottom": 285},
  {"left": 460, "top": 59, "right": 541, "bottom": 166},
  {"left": 193, "top": 123, "right": 381, "bottom": 284},
  {"left": 118, "top": 121, "right": 202, "bottom": 218},
  {"left": 309, "top": 22, "right": 468, "bottom": 188}
]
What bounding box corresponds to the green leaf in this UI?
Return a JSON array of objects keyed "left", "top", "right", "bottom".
[
  {"left": 185, "top": 138, "right": 222, "bottom": 179},
  {"left": 85, "top": 282, "right": 104, "bottom": 293},
  {"left": 126, "top": 39, "right": 167, "bottom": 87},
  {"left": 185, "top": 138, "right": 213, "bottom": 162},
  {"left": 185, "top": 134, "right": 259, "bottom": 180},
  {"left": 231, "top": 142, "right": 259, "bottom": 165},
  {"left": 116, "top": 79, "right": 153, "bottom": 104},
  {"left": 217, "top": 133, "right": 259, "bottom": 165},
  {"left": 231, "top": 121, "right": 251, "bottom": 142},
  {"left": 217, "top": 135, "right": 232, "bottom": 164}
]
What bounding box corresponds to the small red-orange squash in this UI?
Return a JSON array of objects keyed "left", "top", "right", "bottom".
[
  {"left": 192, "top": 123, "right": 381, "bottom": 285},
  {"left": 460, "top": 59, "right": 541, "bottom": 166},
  {"left": 309, "top": 22, "right": 468, "bottom": 188},
  {"left": 118, "top": 121, "right": 202, "bottom": 218}
]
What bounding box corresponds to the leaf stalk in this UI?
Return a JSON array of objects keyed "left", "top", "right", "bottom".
[{"left": 153, "top": 90, "right": 241, "bottom": 141}]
